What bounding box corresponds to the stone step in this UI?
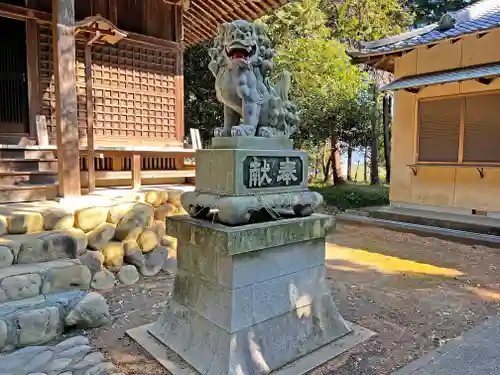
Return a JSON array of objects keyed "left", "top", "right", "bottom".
[
  {"left": 0, "top": 259, "right": 91, "bottom": 305},
  {"left": 0, "top": 291, "right": 110, "bottom": 350},
  {"left": 0, "top": 230, "right": 86, "bottom": 268},
  {"left": 337, "top": 213, "right": 500, "bottom": 249},
  {"left": 0, "top": 335, "right": 122, "bottom": 374}
]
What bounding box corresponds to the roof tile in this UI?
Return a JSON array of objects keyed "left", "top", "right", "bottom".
[{"left": 356, "top": 0, "right": 500, "bottom": 56}]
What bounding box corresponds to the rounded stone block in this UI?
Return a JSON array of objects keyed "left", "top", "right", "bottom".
[
  {"left": 65, "top": 292, "right": 110, "bottom": 328},
  {"left": 87, "top": 223, "right": 116, "bottom": 251},
  {"left": 114, "top": 203, "right": 154, "bottom": 241},
  {"left": 42, "top": 209, "right": 74, "bottom": 231},
  {"left": 0, "top": 215, "right": 7, "bottom": 236},
  {"left": 74, "top": 207, "right": 109, "bottom": 232},
  {"left": 0, "top": 320, "right": 7, "bottom": 349},
  {"left": 0, "top": 238, "right": 21, "bottom": 262},
  {"left": 107, "top": 203, "right": 136, "bottom": 225},
  {"left": 17, "top": 233, "right": 78, "bottom": 264},
  {"left": 144, "top": 190, "right": 166, "bottom": 207},
  {"left": 166, "top": 190, "right": 183, "bottom": 206},
  {"left": 91, "top": 269, "right": 116, "bottom": 291},
  {"left": 79, "top": 250, "right": 104, "bottom": 275},
  {"left": 151, "top": 220, "right": 166, "bottom": 240},
  {"left": 42, "top": 265, "right": 91, "bottom": 295},
  {"left": 0, "top": 245, "right": 14, "bottom": 269},
  {"left": 16, "top": 307, "right": 61, "bottom": 346},
  {"left": 7, "top": 212, "right": 44, "bottom": 234},
  {"left": 137, "top": 228, "right": 158, "bottom": 253},
  {"left": 0, "top": 273, "right": 42, "bottom": 302},
  {"left": 139, "top": 250, "right": 163, "bottom": 277},
  {"left": 101, "top": 241, "right": 124, "bottom": 272},
  {"left": 117, "top": 265, "right": 139, "bottom": 285},
  {"left": 154, "top": 203, "right": 176, "bottom": 220},
  {"left": 22, "top": 349, "right": 54, "bottom": 372},
  {"left": 123, "top": 240, "right": 145, "bottom": 268},
  {"left": 63, "top": 228, "right": 88, "bottom": 255},
  {"left": 73, "top": 352, "right": 105, "bottom": 370}
]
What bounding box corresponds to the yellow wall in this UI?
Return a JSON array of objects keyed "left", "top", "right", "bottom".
[
  {"left": 394, "top": 28, "right": 500, "bottom": 79},
  {"left": 390, "top": 31, "right": 500, "bottom": 212}
]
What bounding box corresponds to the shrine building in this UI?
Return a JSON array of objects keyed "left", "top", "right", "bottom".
[
  {"left": 0, "top": 0, "right": 287, "bottom": 203},
  {"left": 349, "top": 0, "right": 500, "bottom": 216}
]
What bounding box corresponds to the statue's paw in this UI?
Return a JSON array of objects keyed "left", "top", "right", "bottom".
[
  {"left": 231, "top": 125, "right": 256, "bottom": 136},
  {"left": 257, "top": 126, "right": 279, "bottom": 138},
  {"left": 213, "top": 127, "right": 224, "bottom": 137}
]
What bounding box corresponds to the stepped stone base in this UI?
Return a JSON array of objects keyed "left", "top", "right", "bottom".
[
  {"left": 0, "top": 291, "right": 110, "bottom": 350},
  {"left": 129, "top": 214, "right": 370, "bottom": 375}
]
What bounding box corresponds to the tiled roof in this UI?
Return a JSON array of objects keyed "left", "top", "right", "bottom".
[
  {"left": 380, "top": 63, "right": 500, "bottom": 91},
  {"left": 353, "top": 0, "right": 500, "bottom": 57}
]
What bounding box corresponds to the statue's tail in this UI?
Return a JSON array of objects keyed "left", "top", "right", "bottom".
[
  {"left": 275, "top": 71, "right": 300, "bottom": 135},
  {"left": 275, "top": 71, "right": 291, "bottom": 102}
]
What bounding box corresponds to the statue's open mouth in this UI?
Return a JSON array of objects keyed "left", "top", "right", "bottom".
[{"left": 226, "top": 44, "right": 256, "bottom": 60}]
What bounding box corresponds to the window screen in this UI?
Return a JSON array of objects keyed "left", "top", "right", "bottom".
[
  {"left": 418, "top": 98, "right": 461, "bottom": 163},
  {"left": 463, "top": 94, "right": 500, "bottom": 163}
]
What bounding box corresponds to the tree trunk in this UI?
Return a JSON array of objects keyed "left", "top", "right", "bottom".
[
  {"left": 322, "top": 155, "right": 331, "bottom": 183},
  {"left": 347, "top": 145, "right": 353, "bottom": 181},
  {"left": 383, "top": 94, "right": 392, "bottom": 183},
  {"left": 363, "top": 147, "right": 368, "bottom": 182},
  {"left": 370, "top": 83, "right": 380, "bottom": 185},
  {"left": 330, "top": 134, "right": 344, "bottom": 185},
  {"left": 354, "top": 160, "right": 360, "bottom": 181}
]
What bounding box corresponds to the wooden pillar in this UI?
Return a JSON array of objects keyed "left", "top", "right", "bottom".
[
  {"left": 174, "top": 5, "right": 184, "bottom": 143},
  {"left": 85, "top": 43, "right": 95, "bottom": 193},
  {"left": 52, "top": 0, "right": 81, "bottom": 197},
  {"left": 132, "top": 154, "right": 141, "bottom": 190},
  {"left": 26, "top": 19, "right": 40, "bottom": 138},
  {"left": 108, "top": 0, "right": 118, "bottom": 25}
]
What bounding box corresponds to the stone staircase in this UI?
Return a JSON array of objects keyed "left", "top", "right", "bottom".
[
  {"left": 0, "top": 145, "right": 58, "bottom": 203},
  {"left": 0, "top": 229, "right": 109, "bottom": 350},
  {"left": 0, "top": 187, "right": 184, "bottom": 350}
]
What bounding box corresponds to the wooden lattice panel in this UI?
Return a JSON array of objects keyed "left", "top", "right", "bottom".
[
  {"left": 38, "top": 27, "right": 88, "bottom": 140},
  {"left": 37, "top": 27, "right": 179, "bottom": 144},
  {"left": 91, "top": 43, "right": 177, "bottom": 139}
]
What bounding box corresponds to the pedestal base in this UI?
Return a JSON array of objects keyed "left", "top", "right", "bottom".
[
  {"left": 129, "top": 215, "right": 368, "bottom": 375},
  {"left": 128, "top": 321, "right": 375, "bottom": 375}
]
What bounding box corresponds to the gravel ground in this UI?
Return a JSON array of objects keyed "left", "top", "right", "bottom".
[{"left": 67, "top": 222, "right": 500, "bottom": 375}]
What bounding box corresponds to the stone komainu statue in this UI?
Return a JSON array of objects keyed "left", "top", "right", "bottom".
[{"left": 208, "top": 20, "right": 300, "bottom": 138}]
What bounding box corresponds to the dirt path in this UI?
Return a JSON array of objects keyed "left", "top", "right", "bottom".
[{"left": 81, "top": 223, "right": 500, "bottom": 375}]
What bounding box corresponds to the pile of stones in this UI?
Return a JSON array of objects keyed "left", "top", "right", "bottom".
[{"left": 0, "top": 188, "right": 182, "bottom": 293}]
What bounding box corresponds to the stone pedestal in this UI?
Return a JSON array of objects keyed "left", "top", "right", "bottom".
[
  {"left": 147, "top": 214, "right": 351, "bottom": 375},
  {"left": 128, "top": 136, "right": 375, "bottom": 374}
]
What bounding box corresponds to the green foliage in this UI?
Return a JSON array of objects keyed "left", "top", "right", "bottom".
[
  {"left": 321, "top": 0, "right": 413, "bottom": 46},
  {"left": 407, "top": 0, "right": 480, "bottom": 25},
  {"left": 310, "top": 182, "right": 389, "bottom": 210},
  {"left": 263, "top": 0, "right": 371, "bottom": 146},
  {"left": 184, "top": 42, "right": 222, "bottom": 143}
]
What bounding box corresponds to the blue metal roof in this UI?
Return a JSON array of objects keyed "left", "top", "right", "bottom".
[
  {"left": 354, "top": 0, "right": 500, "bottom": 57},
  {"left": 380, "top": 63, "right": 500, "bottom": 91}
]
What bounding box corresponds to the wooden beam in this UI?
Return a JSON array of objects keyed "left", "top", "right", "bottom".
[
  {"left": 85, "top": 43, "right": 96, "bottom": 193},
  {"left": 175, "top": 5, "right": 185, "bottom": 143},
  {"left": 52, "top": 0, "right": 81, "bottom": 198},
  {"left": 108, "top": 0, "right": 118, "bottom": 25},
  {"left": 0, "top": 3, "right": 51, "bottom": 24},
  {"left": 26, "top": 18, "right": 40, "bottom": 138},
  {"left": 132, "top": 154, "right": 141, "bottom": 189}
]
